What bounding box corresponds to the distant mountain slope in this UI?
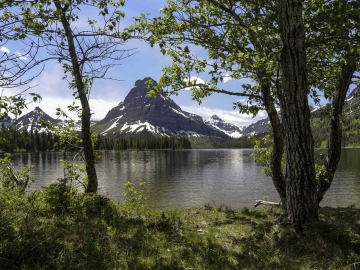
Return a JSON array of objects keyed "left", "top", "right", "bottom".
[
  {"left": 92, "top": 77, "right": 229, "bottom": 139},
  {"left": 204, "top": 114, "right": 245, "bottom": 138},
  {"left": 14, "top": 107, "right": 57, "bottom": 132},
  {"left": 13, "top": 107, "right": 82, "bottom": 132},
  {"left": 237, "top": 86, "right": 360, "bottom": 147},
  {"left": 242, "top": 118, "right": 269, "bottom": 136},
  {"left": 311, "top": 86, "right": 360, "bottom": 147}
]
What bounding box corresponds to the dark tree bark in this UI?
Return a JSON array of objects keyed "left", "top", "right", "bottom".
[
  {"left": 262, "top": 84, "right": 286, "bottom": 208},
  {"left": 277, "top": 0, "right": 318, "bottom": 230},
  {"left": 55, "top": 2, "right": 98, "bottom": 193},
  {"left": 317, "top": 64, "right": 356, "bottom": 202}
]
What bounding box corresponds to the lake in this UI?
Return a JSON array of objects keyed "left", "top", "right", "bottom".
[{"left": 9, "top": 148, "right": 360, "bottom": 210}]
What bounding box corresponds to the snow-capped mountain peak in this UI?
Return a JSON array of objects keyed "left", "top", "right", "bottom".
[
  {"left": 92, "top": 77, "right": 229, "bottom": 138},
  {"left": 13, "top": 107, "right": 83, "bottom": 132},
  {"left": 204, "top": 114, "right": 244, "bottom": 138}
]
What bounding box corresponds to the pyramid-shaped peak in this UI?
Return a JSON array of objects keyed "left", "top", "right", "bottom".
[
  {"left": 211, "top": 114, "right": 222, "bottom": 120},
  {"left": 134, "top": 77, "right": 157, "bottom": 88},
  {"left": 124, "top": 77, "right": 158, "bottom": 103},
  {"left": 32, "top": 107, "right": 46, "bottom": 116}
]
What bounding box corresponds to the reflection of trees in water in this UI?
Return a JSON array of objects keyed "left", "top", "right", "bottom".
[
  {"left": 7, "top": 150, "right": 359, "bottom": 208},
  {"left": 339, "top": 149, "right": 360, "bottom": 197},
  {"left": 324, "top": 149, "right": 360, "bottom": 204},
  {"left": 7, "top": 152, "right": 69, "bottom": 188},
  {"left": 99, "top": 150, "right": 231, "bottom": 208},
  {"left": 338, "top": 149, "right": 360, "bottom": 172},
  {"left": 127, "top": 150, "right": 255, "bottom": 209}
]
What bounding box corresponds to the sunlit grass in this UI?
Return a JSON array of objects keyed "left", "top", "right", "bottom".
[{"left": 0, "top": 186, "right": 359, "bottom": 269}]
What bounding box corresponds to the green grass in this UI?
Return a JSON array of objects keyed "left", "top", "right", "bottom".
[{"left": 0, "top": 186, "right": 359, "bottom": 269}]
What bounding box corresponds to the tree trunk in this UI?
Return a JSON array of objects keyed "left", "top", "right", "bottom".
[
  {"left": 262, "top": 84, "right": 286, "bottom": 208},
  {"left": 317, "top": 64, "right": 355, "bottom": 202},
  {"left": 277, "top": 0, "right": 318, "bottom": 230},
  {"left": 55, "top": 2, "right": 98, "bottom": 193}
]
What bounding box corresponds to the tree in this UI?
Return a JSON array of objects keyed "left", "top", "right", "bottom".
[
  {"left": 277, "top": 0, "right": 318, "bottom": 226},
  {"left": 131, "top": 0, "right": 360, "bottom": 230},
  {"left": 2, "top": 0, "right": 137, "bottom": 193},
  {"left": 0, "top": 17, "right": 42, "bottom": 120},
  {"left": 305, "top": 0, "right": 359, "bottom": 204}
]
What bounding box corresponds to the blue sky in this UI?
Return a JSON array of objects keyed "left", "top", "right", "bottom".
[{"left": 1, "top": 1, "right": 271, "bottom": 126}]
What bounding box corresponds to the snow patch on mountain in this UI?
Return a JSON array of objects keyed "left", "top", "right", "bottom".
[
  {"left": 93, "top": 77, "right": 229, "bottom": 139},
  {"left": 204, "top": 114, "right": 244, "bottom": 138},
  {"left": 121, "top": 121, "right": 158, "bottom": 134},
  {"left": 101, "top": 116, "right": 124, "bottom": 135}
]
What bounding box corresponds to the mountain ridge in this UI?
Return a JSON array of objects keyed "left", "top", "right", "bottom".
[
  {"left": 204, "top": 114, "right": 245, "bottom": 138},
  {"left": 10, "top": 83, "right": 360, "bottom": 148},
  {"left": 8, "top": 78, "right": 273, "bottom": 141},
  {"left": 92, "top": 77, "right": 231, "bottom": 139}
]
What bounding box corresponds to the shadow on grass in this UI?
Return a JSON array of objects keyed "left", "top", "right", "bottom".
[{"left": 0, "top": 188, "right": 359, "bottom": 269}]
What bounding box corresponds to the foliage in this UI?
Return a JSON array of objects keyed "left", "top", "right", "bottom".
[
  {"left": 59, "top": 159, "right": 88, "bottom": 191},
  {"left": 99, "top": 135, "right": 192, "bottom": 150},
  {"left": 129, "top": 0, "right": 360, "bottom": 110},
  {"left": 0, "top": 125, "right": 192, "bottom": 152},
  {"left": 0, "top": 17, "right": 42, "bottom": 120},
  {"left": 211, "top": 133, "right": 261, "bottom": 149},
  {"left": 0, "top": 183, "right": 359, "bottom": 269},
  {"left": 1, "top": 0, "right": 140, "bottom": 193},
  {"left": 252, "top": 133, "right": 332, "bottom": 184},
  {"left": 0, "top": 153, "right": 34, "bottom": 194},
  {"left": 131, "top": 0, "right": 277, "bottom": 112},
  {"left": 121, "top": 181, "right": 147, "bottom": 217},
  {"left": 128, "top": 0, "right": 360, "bottom": 228},
  {"left": 311, "top": 103, "right": 360, "bottom": 148},
  {"left": 0, "top": 92, "right": 41, "bottom": 121},
  {"left": 39, "top": 118, "right": 83, "bottom": 152},
  {"left": 252, "top": 134, "right": 273, "bottom": 177}
]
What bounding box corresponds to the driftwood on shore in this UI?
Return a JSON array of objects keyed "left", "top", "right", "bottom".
[{"left": 254, "top": 200, "right": 281, "bottom": 209}]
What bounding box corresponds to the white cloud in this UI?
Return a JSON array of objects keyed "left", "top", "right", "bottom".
[
  {"left": 237, "top": 98, "right": 247, "bottom": 104},
  {"left": 10, "top": 63, "right": 126, "bottom": 120},
  {"left": 21, "top": 96, "right": 118, "bottom": 121},
  {"left": 181, "top": 105, "right": 267, "bottom": 127},
  {"left": 184, "top": 76, "right": 206, "bottom": 90},
  {"left": 0, "top": 46, "right": 10, "bottom": 54},
  {"left": 222, "top": 73, "right": 233, "bottom": 83},
  {"left": 189, "top": 76, "right": 205, "bottom": 84},
  {"left": 15, "top": 52, "right": 27, "bottom": 60},
  {"left": 89, "top": 98, "right": 119, "bottom": 120},
  {"left": 31, "top": 65, "right": 70, "bottom": 98}
]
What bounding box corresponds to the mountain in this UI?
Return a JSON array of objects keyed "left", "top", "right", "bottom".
[
  {"left": 14, "top": 107, "right": 57, "bottom": 132},
  {"left": 242, "top": 117, "right": 269, "bottom": 136},
  {"left": 204, "top": 114, "right": 245, "bottom": 138},
  {"left": 238, "top": 85, "right": 360, "bottom": 143},
  {"left": 311, "top": 86, "right": 360, "bottom": 147},
  {"left": 13, "top": 107, "right": 82, "bottom": 132},
  {"left": 92, "top": 77, "right": 229, "bottom": 139}
]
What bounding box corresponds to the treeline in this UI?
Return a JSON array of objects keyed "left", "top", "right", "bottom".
[
  {"left": 215, "top": 133, "right": 266, "bottom": 149},
  {"left": 219, "top": 113, "right": 360, "bottom": 149},
  {"left": 0, "top": 126, "right": 192, "bottom": 152},
  {"left": 97, "top": 135, "right": 192, "bottom": 150},
  {"left": 0, "top": 127, "right": 60, "bottom": 152},
  {"left": 311, "top": 114, "right": 360, "bottom": 148}
]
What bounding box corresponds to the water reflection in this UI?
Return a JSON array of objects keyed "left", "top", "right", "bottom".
[
  {"left": 8, "top": 149, "right": 360, "bottom": 210},
  {"left": 321, "top": 148, "right": 360, "bottom": 207}
]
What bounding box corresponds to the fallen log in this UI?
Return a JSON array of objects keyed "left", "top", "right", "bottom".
[{"left": 254, "top": 200, "right": 281, "bottom": 209}]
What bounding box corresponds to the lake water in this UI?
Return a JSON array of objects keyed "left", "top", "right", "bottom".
[{"left": 9, "top": 149, "right": 360, "bottom": 210}]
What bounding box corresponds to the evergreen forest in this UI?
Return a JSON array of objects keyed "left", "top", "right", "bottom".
[{"left": 0, "top": 126, "right": 191, "bottom": 152}]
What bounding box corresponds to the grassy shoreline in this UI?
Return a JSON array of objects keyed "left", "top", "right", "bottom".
[{"left": 0, "top": 186, "right": 359, "bottom": 269}]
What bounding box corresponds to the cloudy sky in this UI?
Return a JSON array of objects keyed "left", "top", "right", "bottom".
[{"left": 1, "top": 0, "right": 269, "bottom": 127}]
